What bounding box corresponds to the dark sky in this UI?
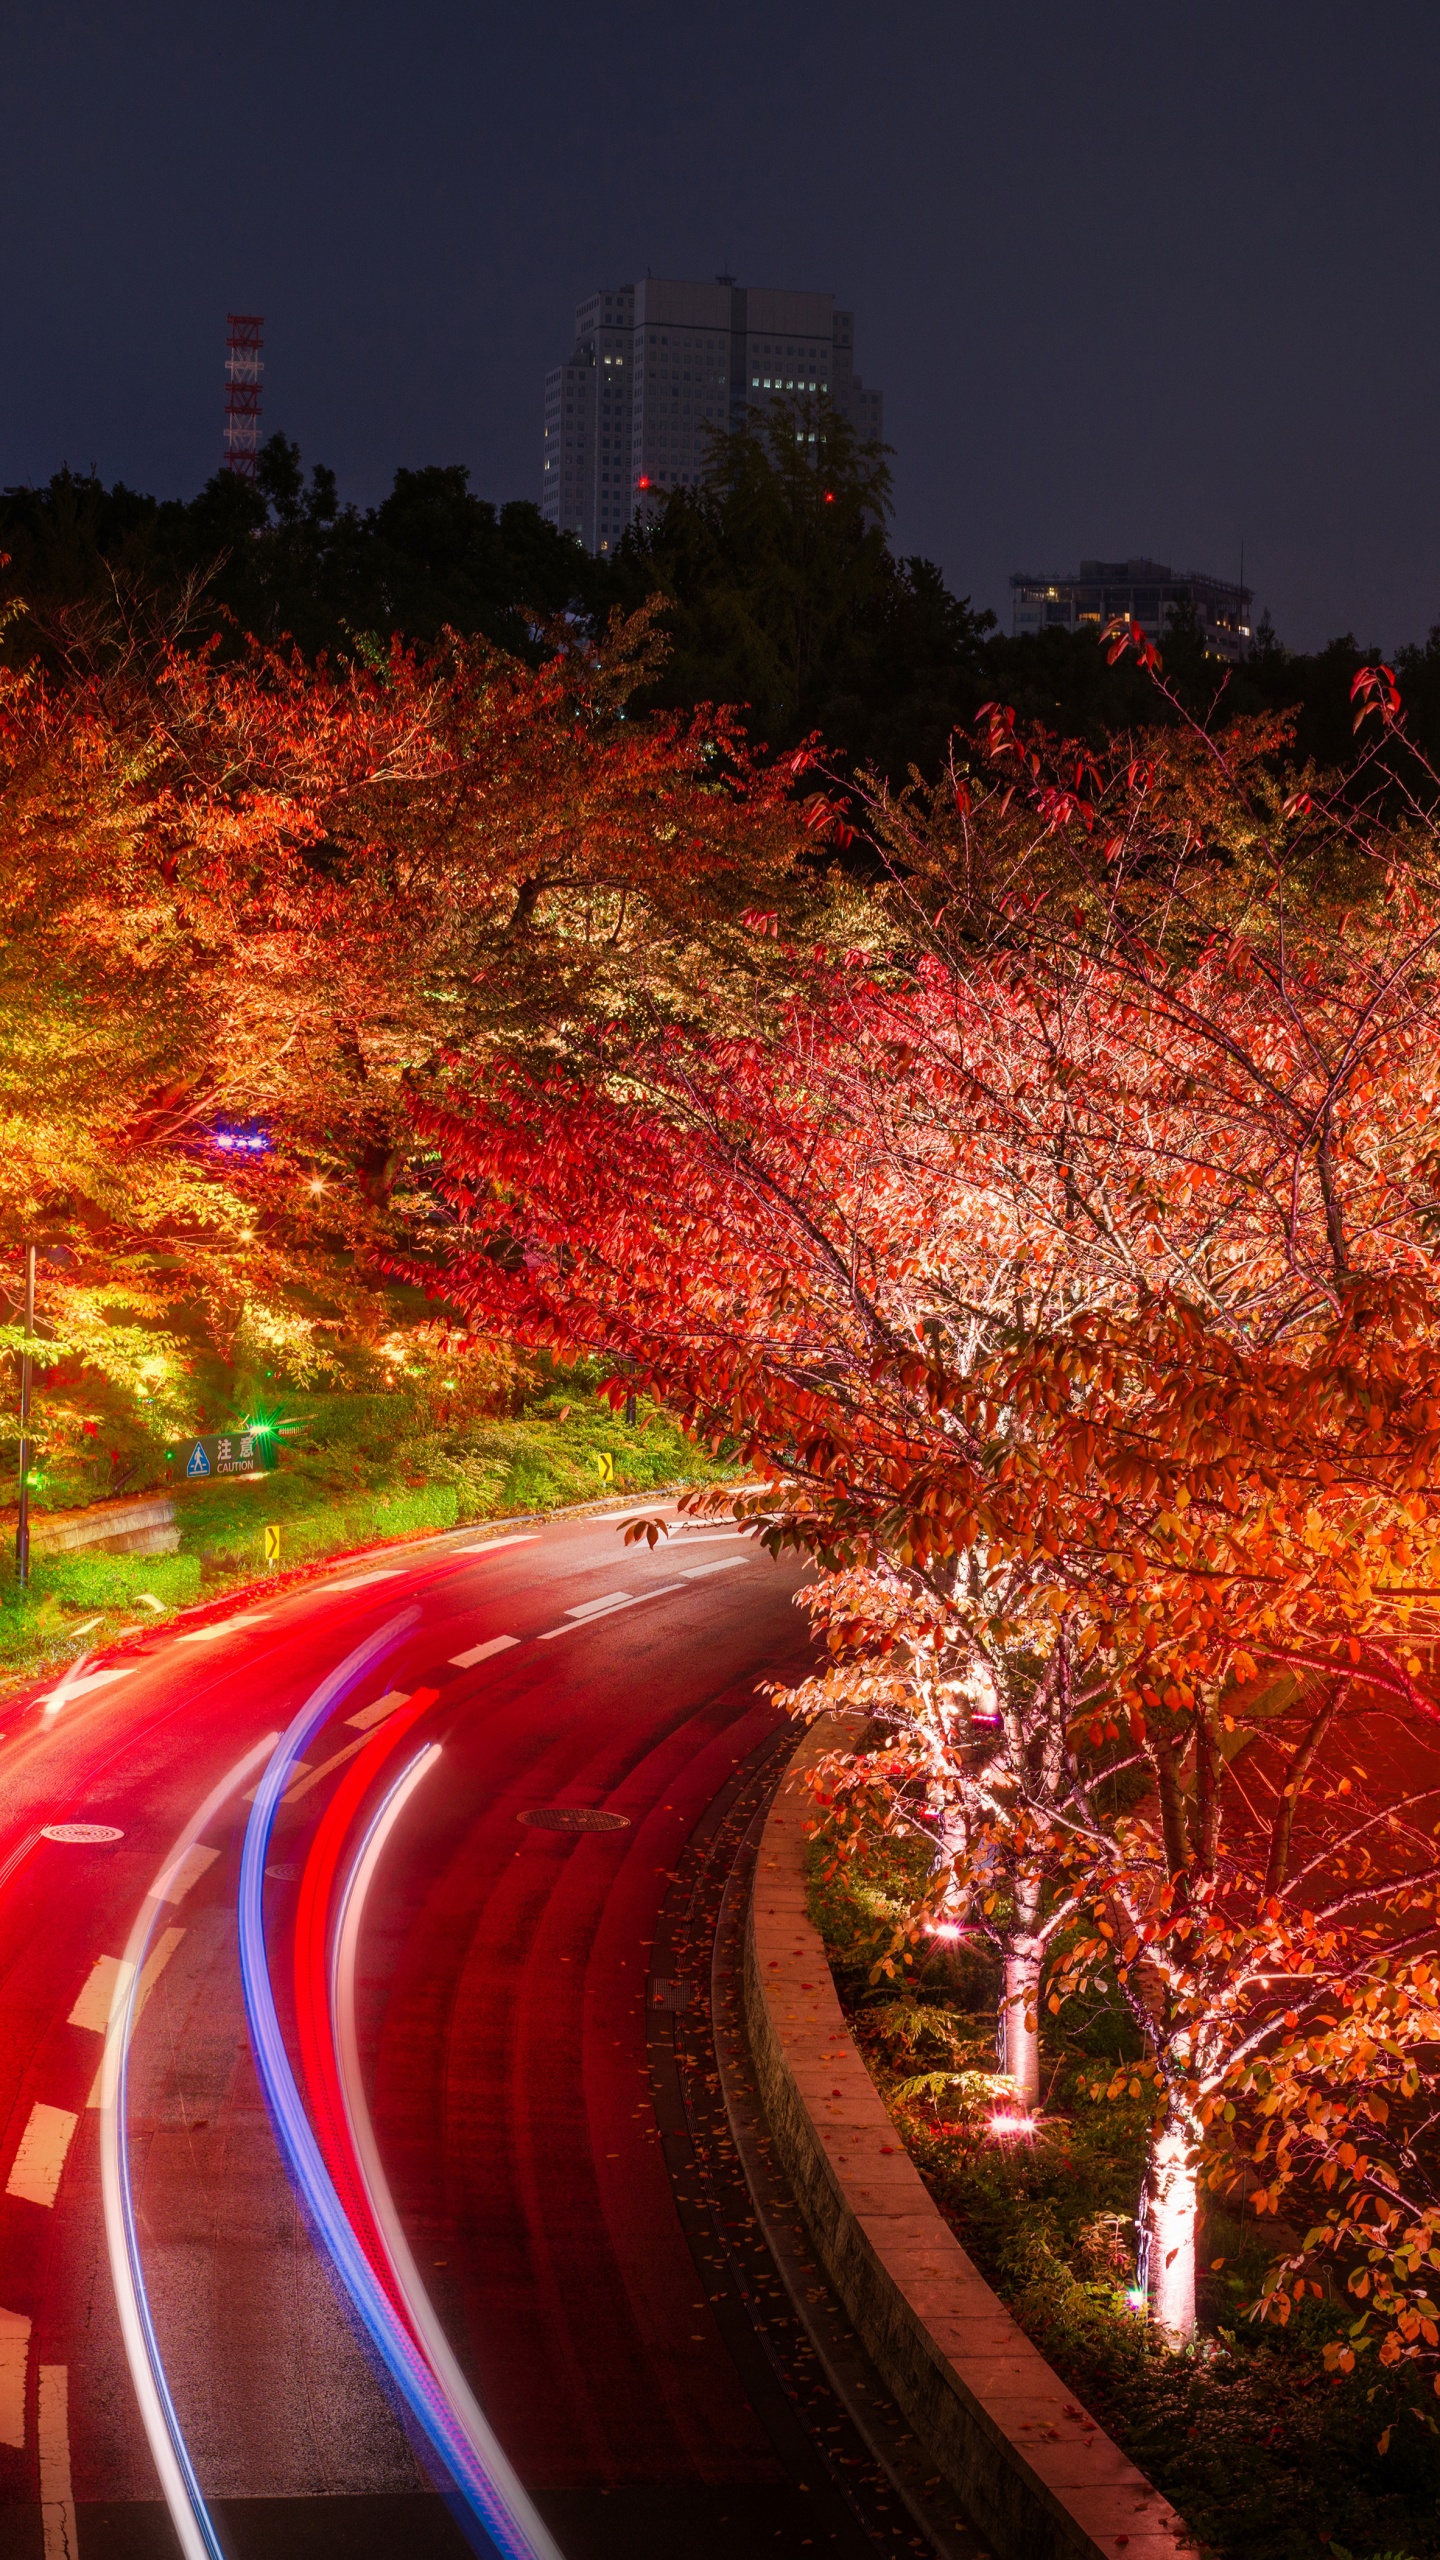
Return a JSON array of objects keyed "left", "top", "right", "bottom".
[{"left": 3, "top": 1, "right": 1437, "bottom": 650}]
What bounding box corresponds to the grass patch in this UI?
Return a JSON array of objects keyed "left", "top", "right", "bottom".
[
  {"left": 0, "top": 1377, "right": 721, "bottom": 1689},
  {"left": 807, "top": 1825, "right": 1440, "bottom": 2560}
]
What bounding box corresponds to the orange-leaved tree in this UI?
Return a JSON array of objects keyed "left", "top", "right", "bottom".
[
  {"left": 0, "top": 599, "right": 820, "bottom": 1472},
  {"left": 411, "top": 658, "right": 1440, "bottom": 2341}
]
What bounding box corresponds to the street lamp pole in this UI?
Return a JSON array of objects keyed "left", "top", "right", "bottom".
[{"left": 16, "top": 1242, "right": 35, "bottom": 1589}]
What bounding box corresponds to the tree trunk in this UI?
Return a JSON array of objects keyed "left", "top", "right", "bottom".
[
  {"left": 999, "top": 1871, "right": 1044, "bottom": 2112},
  {"left": 1142, "top": 2116, "right": 1198, "bottom": 2344},
  {"left": 1000, "top": 1939, "right": 1042, "bottom": 2109}
]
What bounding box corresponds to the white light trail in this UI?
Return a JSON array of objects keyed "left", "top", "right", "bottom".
[
  {"left": 97, "top": 1732, "right": 277, "bottom": 2560},
  {"left": 332, "top": 1748, "right": 564, "bottom": 2560}
]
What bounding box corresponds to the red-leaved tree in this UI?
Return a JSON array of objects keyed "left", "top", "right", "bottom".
[{"left": 409, "top": 655, "right": 1440, "bottom": 2342}]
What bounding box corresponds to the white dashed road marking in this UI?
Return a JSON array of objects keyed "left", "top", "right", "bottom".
[
  {"left": 36, "top": 1667, "right": 130, "bottom": 1707},
  {"left": 448, "top": 1635, "right": 521, "bottom": 1670},
  {"left": 279, "top": 1732, "right": 380, "bottom": 1807},
  {"left": 84, "top": 1929, "right": 185, "bottom": 2106},
  {"left": 68, "top": 1956, "right": 131, "bottom": 2035},
  {"left": 175, "top": 1614, "right": 270, "bottom": 1644},
  {"left": 37, "top": 2363, "right": 75, "bottom": 2560},
  {"left": 537, "top": 1584, "right": 686, "bottom": 1640},
  {"left": 152, "top": 1842, "right": 219, "bottom": 1906},
  {"left": 0, "top": 2305, "right": 30, "bottom": 2449},
  {"left": 244, "top": 1761, "right": 310, "bottom": 1803},
  {"left": 679, "top": 1556, "right": 751, "bottom": 1578},
  {"left": 346, "top": 1689, "right": 411, "bottom": 1732},
  {"left": 7, "top": 2105, "right": 79, "bottom": 2208}
]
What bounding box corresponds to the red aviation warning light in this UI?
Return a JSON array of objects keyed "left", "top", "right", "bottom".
[{"left": 224, "top": 314, "right": 264, "bottom": 480}]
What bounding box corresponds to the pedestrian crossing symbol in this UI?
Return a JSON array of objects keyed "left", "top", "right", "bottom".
[{"left": 174, "top": 1429, "right": 276, "bottom": 1481}]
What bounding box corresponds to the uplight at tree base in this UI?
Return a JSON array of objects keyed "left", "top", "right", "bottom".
[{"left": 987, "top": 2110, "right": 1037, "bottom": 2139}]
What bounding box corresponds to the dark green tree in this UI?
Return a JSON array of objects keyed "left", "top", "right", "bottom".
[
  {"left": 0, "top": 440, "right": 607, "bottom": 670},
  {"left": 610, "top": 397, "right": 995, "bottom": 772}
]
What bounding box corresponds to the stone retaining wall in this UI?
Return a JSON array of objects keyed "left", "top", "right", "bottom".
[
  {"left": 745, "top": 1713, "right": 1193, "bottom": 2560},
  {"left": 14, "top": 1493, "right": 179, "bottom": 1558}
]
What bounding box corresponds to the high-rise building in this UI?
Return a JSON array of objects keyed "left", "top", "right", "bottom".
[
  {"left": 1009, "top": 558, "right": 1253, "bottom": 662},
  {"left": 541, "top": 275, "right": 884, "bottom": 555}
]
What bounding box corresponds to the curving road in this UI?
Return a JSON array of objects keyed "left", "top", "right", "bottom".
[{"left": 0, "top": 1505, "right": 963, "bottom": 2560}]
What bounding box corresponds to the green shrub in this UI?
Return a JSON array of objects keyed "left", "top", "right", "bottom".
[
  {"left": 0, "top": 1376, "right": 724, "bottom": 1698},
  {"left": 33, "top": 1550, "right": 202, "bottom": 1610}
]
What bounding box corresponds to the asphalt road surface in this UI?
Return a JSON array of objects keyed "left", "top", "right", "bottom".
[{"left": 0, "top": 1505, "right": 973, "bottom": 2560}]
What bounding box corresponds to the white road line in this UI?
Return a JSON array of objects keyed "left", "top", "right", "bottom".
[
  {"left": 243, "top": 1760, "right": 310, "bottom": 1802},
  {"left": 132, "top": 1928, "right": 185, "bottom": 2024},
  {"left": 346, "top": 1688, "right": 411, "bottom": 1732},
  {"left": 175, "top": 1614, "right": 269, "bottom": 1644},
  {"left": 537, "top": 1583, "right": 686, "bottom": 1640},
  {"left": 0, "top": 2305, "right": 30, "bottom": 2450},
  {"left": 85, "top": 1929, "right": 185, "bottom": 2106},
  {"left": 37, "top": 1666, "right": 130, "bottom": 1710},
  {"left": 565, "top": 1591, "right": 634, "bottom": 1619},
  {"left": 69, "top": 1955, "right": 132, "bottom": 2035},
  {"left": 679, "top": 1556, "right": 751, "bottom": 1578},
  {"left": 451, "top": 1535, "right": 541, "bottom": 1555},
  {"left": 323, "top": 1570, "right": 404, "bottom": 1591},
  {"left": 37, "top": 2363, "right": 74, "bottom": 2560},
  {"left": 276, "top": 1731, "right": 375, "bottom": 1808},
  {"left": 7, "top": 2104, "right": 79, "bottom": 2208},
  {"left": 448, "top": 1635, "right": 521, "bottom": 1671},
  {"left": 153, "top": 1843, "right": 219, "bottom": 1906}
]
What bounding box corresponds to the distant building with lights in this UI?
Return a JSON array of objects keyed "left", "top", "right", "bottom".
[
  {"left": 541, "top": 276, "right": 884, "bottom": 556},
  {"left": 1009, "top": 558, "right": 1253, "bottom": 662}
]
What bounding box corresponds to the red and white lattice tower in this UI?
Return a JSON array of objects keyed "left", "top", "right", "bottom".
[{"left": 223, "top": 314, "right": 264, "bottom": 479}]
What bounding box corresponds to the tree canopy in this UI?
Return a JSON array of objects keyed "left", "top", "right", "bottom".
[
  {"left": 406, "top": 641, "right": 1440, "bottom": 2354},
  {"left": 9, "top": 418, "right": 1440, "bottom": 787}
]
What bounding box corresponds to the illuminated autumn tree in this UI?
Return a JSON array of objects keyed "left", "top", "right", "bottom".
[
  {"left": 412, "top": 646, "right": 1440, "bottom": 2344},
  {"left": 774, "top": 1561, "right": 1093, "bottom": 2116},
  {"left": 0, "top": 598, "right": 822, "bottom": 1471}
]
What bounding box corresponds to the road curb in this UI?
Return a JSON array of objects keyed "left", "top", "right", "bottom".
[
  {"left": 743, "top": 1712, "right": 1194, "bottom": 2560},
  {"left": 0, "top": 1477, "right": 731, "bottom": 1715}
]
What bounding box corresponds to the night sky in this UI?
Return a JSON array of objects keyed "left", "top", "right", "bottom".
[{"left": 3, "top": 1, "right": 1437, "bottom": 650}]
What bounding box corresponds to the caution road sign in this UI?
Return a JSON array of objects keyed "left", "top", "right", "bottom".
[
  {"left": 177, "top": 1429, "right": 278, "bottom": 1480},
  {"left": 263, "top": 1524, "right": 281, "bottom": 1565}
]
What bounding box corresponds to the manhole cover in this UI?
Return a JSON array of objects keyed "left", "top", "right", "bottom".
[
  {"left": 651, "top": 1980, "right": 692, "bottom": 2010},
  {"left": 517, "top": 1807, "right": 630, "bottom": 1833},
  {"left": 41, "top": 1823, "right": 124, "bottom": 1845}
]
